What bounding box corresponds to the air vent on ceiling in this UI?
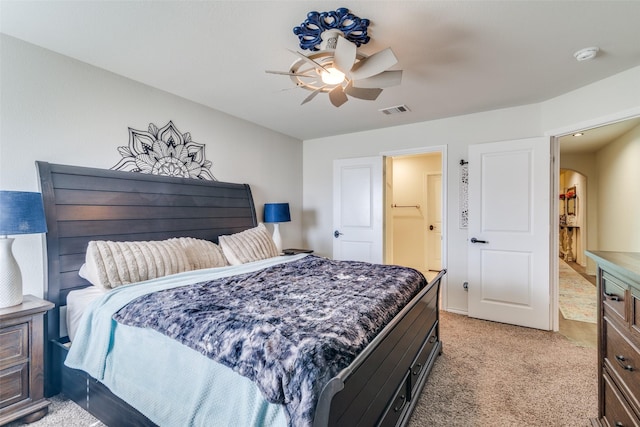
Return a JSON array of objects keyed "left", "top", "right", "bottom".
[{"left": 379, "top": 104, "right": 411, "bottom": 115}]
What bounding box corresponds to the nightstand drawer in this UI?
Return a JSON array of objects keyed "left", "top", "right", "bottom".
[
  {"left": 0, "top": 363, "right": 29, "bottom": 409},
  {"left": 0, "top": 323, "right": 28, "bottom": 369}
]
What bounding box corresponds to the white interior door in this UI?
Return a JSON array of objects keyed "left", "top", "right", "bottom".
[
  {"left": 333, "top": 156, "right": 383, "bottom": 263},
  {"left": 426, "top": 173, "right": 442, "bottom": 271},
  {"left": 468, "top": 137, "right": 551, "bottom": 330}
]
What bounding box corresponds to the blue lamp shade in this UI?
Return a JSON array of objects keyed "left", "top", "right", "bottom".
[
  {"left": 0, "top": 191, "right": 48, "bottom": 235},
  {"left": 263, "top": 203, "right": 291, "bottom": 223}
]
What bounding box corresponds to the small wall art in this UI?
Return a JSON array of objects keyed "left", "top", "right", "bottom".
[{"left": 459, "top": 162, "right": 468, "bottom": 228}]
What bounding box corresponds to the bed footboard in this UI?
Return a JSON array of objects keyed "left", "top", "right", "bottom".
[{"left": 315, "top": 269, "right": 445, "bottom": 427}]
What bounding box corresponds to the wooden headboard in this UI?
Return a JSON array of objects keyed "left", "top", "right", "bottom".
[{"left": 36, "top": 161, "right": 257, "bottom": 340}]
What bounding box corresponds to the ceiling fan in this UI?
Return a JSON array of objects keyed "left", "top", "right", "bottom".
[{"left": 266, "top": 8, "right": 403, "bottom": 107}]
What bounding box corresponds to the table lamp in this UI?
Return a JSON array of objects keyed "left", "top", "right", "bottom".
[
  {"left": 263, "top": 203, "right": 290, "bottom": 254},
  {"left": 0, "top": 191, "right": 48, "bottom": 308}
]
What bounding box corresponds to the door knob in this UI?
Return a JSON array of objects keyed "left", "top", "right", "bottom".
[
  {"left": 334, "top": 230, "right": 343, "bottom": 238},
  {"left": 470, "top": 237, "right": 489, "bottom": 244}
]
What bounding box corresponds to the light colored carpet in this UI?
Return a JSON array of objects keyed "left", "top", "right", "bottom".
[
  {"left": 4, "top": 395, "right": 103, "bottom": 427},
  {"left": 559, "top": 259, "right": 597, "bottom": 323},
  {"left": 7, "top": 312, "right": 597, "bottom": 427},
  {"left": 409, "top": 311, "right": 597, "bottom": 426}
]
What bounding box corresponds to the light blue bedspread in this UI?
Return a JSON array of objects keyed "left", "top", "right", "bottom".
[{"left": 65, "top": 255, "right": 309, "bottom": 427}]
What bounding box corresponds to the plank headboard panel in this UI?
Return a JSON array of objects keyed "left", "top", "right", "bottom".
[{"left": 36, "top": 161, "right": 257, "bottom": 342}]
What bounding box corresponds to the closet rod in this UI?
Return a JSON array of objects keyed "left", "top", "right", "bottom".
[{"left": 391, "top": 204, "right": 420, "bottom": 208}]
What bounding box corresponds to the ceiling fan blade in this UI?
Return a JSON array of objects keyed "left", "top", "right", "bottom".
[
  {"left": 301, "top": 86, "right": 326, "bottom": 105},
  {"left": 333, "top": 35, "right": 357, "bottom": 75},
  {"left": 344, "top": 81, "right": 383, "bottom": 101},
  {"left": 279, "top": 81, "right": 318, "bottom": 92},
  {"left": 266, "top": 70, "right": 315, "bottom": 77},
  {"left": 287, "top": 49, "right": 329, "bottom": 73},
  {"left": 352, "top": 70, "right": 403, "bottom": 88},
  {"left": 329, "top": 85, "right": 348, "bottom": 107},
  {"left": 349, "top": 48, "right": 398, "bottom": 80}
]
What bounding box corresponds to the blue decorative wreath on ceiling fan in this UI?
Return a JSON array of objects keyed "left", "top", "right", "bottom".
[{"left": 293, "top": 7, "right": 371, "bottom": 51}]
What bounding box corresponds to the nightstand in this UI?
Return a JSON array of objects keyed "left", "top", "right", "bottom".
[{"left": 0, "top": 295, "right": 54, "bottom": 425}]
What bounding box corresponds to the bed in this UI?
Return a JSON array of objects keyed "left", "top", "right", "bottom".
[{"left": 36, "top": 161, "right": 445, "bottom": 427}]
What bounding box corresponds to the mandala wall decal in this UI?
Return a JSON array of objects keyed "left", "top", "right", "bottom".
[{"left": 111, "top": 121, "right": 216, "bottom": 180}]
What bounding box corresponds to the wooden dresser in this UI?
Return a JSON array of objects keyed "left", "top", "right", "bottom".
[
  {"left": 586, "top": 251, "right": 640, "bottom": 427},
  {"left": 0, "top": 295, "right": 54, "bottom": 425}
]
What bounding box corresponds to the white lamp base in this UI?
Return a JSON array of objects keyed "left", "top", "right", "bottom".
[
  {"left": 272, "top": 223, "right": 283, "bottom": 254},
  {"left": 0, "top": 237, "right": 23, "bottom": 308}
]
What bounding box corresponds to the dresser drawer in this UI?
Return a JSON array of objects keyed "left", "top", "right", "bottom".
[
  {"left": 0, "top": 323, "right": 28, "bottom": 370},
  {"left": 604, "top": 318, "right": 640, "bottom": 415},
  {"left": 603, "top": 372, "right": 640, "bottom": 427},
  {"left": 603, "top": 271, "right": 629, "bottom": 324},
  {"left": 631, "top": 288, "right": 640, "bottom": 342},
  {"left": 0, "top": 363, "right": 29, "bottom": 409}
]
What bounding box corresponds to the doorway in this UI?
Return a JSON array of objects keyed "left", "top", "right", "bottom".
[
  {"left": 385, "top": 152, "right": 443, "bottom": 280},
  {"left": 557, "top": 167, "right": 596, "bottom": 346},
  {"left": 554, "top": 115, "right": 640, "bottom": 343}
]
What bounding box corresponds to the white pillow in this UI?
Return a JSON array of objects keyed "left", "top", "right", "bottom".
[
  {"left": 218, "top": 223, "right": 279, "bottom": 265},
  {"left": 169, "top": 237, "right": 229, "bottom": 269},
  {"left": 81, "top": 239, "right": 191, "bottom": 289}
]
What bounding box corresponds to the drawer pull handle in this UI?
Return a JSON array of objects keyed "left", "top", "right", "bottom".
[
  {"left": 614, "top": 422, "right": 624, "bottom": 427},
  {"left": 604, "top": 291, "right": 621, "bottom": 302},
  {"left": 615, "top": 355, "right": 634, "bottom": 371}
]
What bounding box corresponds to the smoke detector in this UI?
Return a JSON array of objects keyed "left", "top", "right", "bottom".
[{"left": 574, "top": 47, "right": 599, "bottom": 62}]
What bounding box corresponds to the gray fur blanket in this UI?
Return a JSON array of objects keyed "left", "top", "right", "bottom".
[{"left": 113, "top": 255, "right": 426, "bottom": 426}]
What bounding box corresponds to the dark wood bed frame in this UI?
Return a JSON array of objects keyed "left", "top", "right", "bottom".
[{"left": 36, "top": 161, "right": 445, "bottom": 427}]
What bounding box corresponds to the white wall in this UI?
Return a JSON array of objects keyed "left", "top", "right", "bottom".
[
  {"left": 0, "top": 35, "right": 303, "bottom": 298},
  {"left": 541, "top": 66, "right": 640, "bottom": 132},
  {"left": 303, "top": 65, "right": 640, "bottom": 315},
  {"left": 596, "top": 124, "right": 640, "bottom": 251}
]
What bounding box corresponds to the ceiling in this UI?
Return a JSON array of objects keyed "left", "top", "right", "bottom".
[
  {"left": 2, "top": 1, "right": 640, "bottom": 141},
  {"left": 559, "top": 116, "right": 640, "bottom": 154}
]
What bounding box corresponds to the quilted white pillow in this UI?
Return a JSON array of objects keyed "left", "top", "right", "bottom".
[
  {"left": 170, "top": 237, "right": 229, "bottom": 270},
  {"left": 218, "top": 223, "right": 279, "bottom": 265},
  {"left": 82, "top": 239, "right": 191, "bottom": 289}
]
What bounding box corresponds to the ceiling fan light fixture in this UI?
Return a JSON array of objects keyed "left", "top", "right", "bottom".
[
  {"left": 321, "top": 67, "right": 346, "bottom": 85},
  {"left": 267, "top": 8, "right": 402, "bottom": 107}
]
